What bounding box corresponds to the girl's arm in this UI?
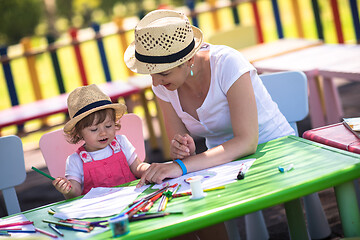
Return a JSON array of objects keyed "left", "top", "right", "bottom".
[
  {"left": 137, "top": 72, "right": 258, "bottom": 186},
  {"left": 130, "top": 157, "right": 150, "bottom": 178},
  {"left": 52, "top": 177, "right": 82, "bottom": 199}
]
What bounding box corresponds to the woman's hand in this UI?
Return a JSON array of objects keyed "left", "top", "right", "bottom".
[
  {"left": 171, "top": 133, "right": 196, "bottom": 159},
  {"left": 136, "top": 162, "right": 183, "bottom": 187},
  {"left": 52, "top": 177, "right": 72, "bottom": 195}
]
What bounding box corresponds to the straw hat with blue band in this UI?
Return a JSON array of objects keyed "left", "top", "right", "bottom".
[
  {"left": 124, "top": 9, "right": 204, "bottom": 74},
  {"left": 63, "top": 84, "right": 127, "bottom": 134}
]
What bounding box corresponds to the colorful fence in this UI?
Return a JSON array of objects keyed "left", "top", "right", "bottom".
[{"left": 0, "top": 0, "right": 359, "bottom": 135}]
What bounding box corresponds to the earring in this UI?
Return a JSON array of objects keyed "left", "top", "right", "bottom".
[{"left": 190, "top": 64, "right": 194, "bottom": 77}]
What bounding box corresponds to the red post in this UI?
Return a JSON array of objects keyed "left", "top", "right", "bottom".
[
  {"left": 69, "top": 28, "right": 88, "bottom": 85},
  {"left": 251, "top": 1, "right": 264, "bottom": 43},
  {"left": 330, "top": 0, "right": 344, "bottom": 43}
]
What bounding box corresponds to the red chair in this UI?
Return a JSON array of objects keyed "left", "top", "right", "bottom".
[{"left": 39, "top": 113, "right": 145, "bottom": 178}]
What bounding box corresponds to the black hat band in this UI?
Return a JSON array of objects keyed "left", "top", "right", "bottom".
[
  {"left": 135, "top": 39, "right": 195, "bottom": 64},
  {"left": 73, "top": 100, "right": 112, "bottom": 118}
]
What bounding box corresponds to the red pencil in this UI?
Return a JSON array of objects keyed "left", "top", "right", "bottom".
[
  {"left": 140, "top": 191, "right": 163, "bottom": 212},
  {"left": 35, "top": 227, "right": 58, "bottom": 238},
  {"left": 0, "top": 221, "right": 34, "bottom": 228}
]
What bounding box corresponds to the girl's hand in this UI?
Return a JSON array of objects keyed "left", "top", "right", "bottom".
[
  {"left": 52, "top": 177, "right": 72, "bottom": 195},
  {"left": 136, "top": 162, "right": 183, "bottom": 188},
  {"left": 171, "top": 134, "right": 196, "bottom": 159}
]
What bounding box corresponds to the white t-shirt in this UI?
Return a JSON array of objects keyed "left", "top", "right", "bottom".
[
  {"left": 152, "top": 44, "right": 294, "bottom": 149},
  {"left": 65, "top": 135, "right": 137, "bottom": 186}
]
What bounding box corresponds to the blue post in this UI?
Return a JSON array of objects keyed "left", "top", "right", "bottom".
[
  {"left": 46, "top": 34, "right": 66, "bottom": 94},
  {"left": 92, "top": 23, "right": 112, "bottom": 82},
  {"left": 0, "top": 45, "right": 24, "bottom": 131},
  {"left": 271, "top": 0, "right": 284, "bottom": 39},
  {"left": 231, "top": 0, "right": 240, "bottom": 25},
  {"left": 0, "top": 46, "right": 19, "bottom": 107},
  {"left": 186, "top": 0, "right": 198, "bottom": 28},
  {"left": 311, "top": 0, "right": 325, "bottom": 41},
  {"left": 349, "top": 0, "right": 360, "bottom": 43}
]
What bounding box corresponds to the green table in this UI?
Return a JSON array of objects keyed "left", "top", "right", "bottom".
[{"left": 9, "top": 136, "right": 360, "bottom": 239}]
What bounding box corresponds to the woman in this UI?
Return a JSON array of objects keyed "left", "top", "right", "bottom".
[
  {"left": 124, "top": 9, "right": 295, "bottom": 240},
  {"left": 124, "top": 9, "right": 294, "bottom": 185}
]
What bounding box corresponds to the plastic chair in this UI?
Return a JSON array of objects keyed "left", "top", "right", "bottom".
[
  {"left": 39, "top": 113, "right": 146, "bottom": 178},
  {"left": 0, "top": 135, "right": 26, "bottom": 215},
  {"left": 260, "top": 71, "right": 331, "bottom": 239},
  {"left": 207, "top": 25, "right": 257, "bottom": 50}
]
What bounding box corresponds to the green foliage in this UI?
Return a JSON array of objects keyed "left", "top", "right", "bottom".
[
  {"left": 56, "top": 0, "right": 74, "bottom": 23},
  {"left": 0, "top": 0, "right": 43, "bottom": 45}
]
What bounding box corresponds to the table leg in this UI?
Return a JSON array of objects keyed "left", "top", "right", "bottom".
[
  {"left": 139, "top": 90, "right": 159, "bottom": 150},
  {"left": 307, "top": 75, "right": 326, "bottom": 128},
  {"left": 334, "top": 181, "right": 360, "bottom": 237},
  {"left": 284, "top": 198, "right": 311, "bottom": 240},
  {"left": 154, "top": 98, "right": 171, "bottom": 160},
  {"left": 322, "top": 76, "right": 343, "bottom": 124}
]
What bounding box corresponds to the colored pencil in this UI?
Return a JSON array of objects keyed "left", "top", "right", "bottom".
[
  {"left": 157, "top": 194, "right": 166, "bottom": 212},
  {"left": 43, "top": 220, "right": 91, "bottom": 233},
  {"left": 35, "top": 227, "right": 58, "bottom": 238},
  {"left": 158, "top": 183, "right": 178, "bottom": 212},
  {"left": 168, "top": 184, "right": 181, "bottom": 201},
  {"left": 0, "top": 221, "right": 34, "bottom": 228},
  {"left": 42, "top": 219, "right": 73, "bottom": 228},
  {"left": 0, "top": 231, "right": 11, "bottom": 236},
  {"left": 55, "top": 225, "right": 90, "bottom": 233},
  {"left": 140, "top": 191, "right": 163, "bottom": 212},
  {"left": 127, "top": 200, "right": 149, "bottom": 219},
  {"left": 0, "top": 228, "right": 21, "bottom": 231},
  {"left": 5, "top": 229, "right": 36, "bottom": 233},
  {"left": 130, "top": 212, "right": 170, "bottom": 221},
  {"left": 172, "top": 186, "right": 225, "bottom": 198},
  {"left": 48, "top": 223, "right": 64, "bottom": 236},
  {"left": 129, "top": 185, "right": 169, "bottom": 206},
  {"left": 32, "top": 166, "right": 55, "bottom": 180},
  {"left": 124, "top": 199, "right": 146, "bottom": 215},
  {"left": 60, "top": 219, "right": 90, "bottom": 226}
]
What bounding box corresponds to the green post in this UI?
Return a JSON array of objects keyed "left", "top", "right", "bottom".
[
  {"left": 284, "top": 198, "right": 310, "bottom": 240},
  {"left": 334, "top": 181, "right": 360, "bottom": 237}
]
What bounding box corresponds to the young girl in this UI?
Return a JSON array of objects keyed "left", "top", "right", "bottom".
[{"left": 52, "top": 84, "right": 150, "bottom": 199}]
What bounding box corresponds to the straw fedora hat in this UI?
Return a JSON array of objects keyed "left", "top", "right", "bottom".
[
  {"left": 124, "top": 9, "right": 204, "bottom": 74},
  {"left": 63, "top": 84, "right": 127, "bottom": 134}
]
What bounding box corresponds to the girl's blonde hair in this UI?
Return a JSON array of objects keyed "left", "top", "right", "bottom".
[{"left": 66, "top": 108, "right": 120, "bottom": 144}]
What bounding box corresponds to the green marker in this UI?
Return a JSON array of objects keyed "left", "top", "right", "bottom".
[{"left": 31, "top": 166, "right": 55, "bottom": 180}]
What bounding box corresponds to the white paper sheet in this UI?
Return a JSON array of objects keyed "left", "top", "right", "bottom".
[
  {"left": 53, "top": 185, "right": 149, "bottom": 219},
  {"left": 152, "top": 159, "right": 256, "bottom": 193}
]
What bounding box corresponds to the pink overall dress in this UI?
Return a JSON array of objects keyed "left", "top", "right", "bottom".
[{"left": 77, "top": 138, "right": 137, "bottom": 195}]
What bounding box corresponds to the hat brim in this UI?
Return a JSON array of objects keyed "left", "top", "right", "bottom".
[
  {"left": 63, "top": 103, "right": 127, "bottom": 134},
  {"left": 124, "top": 26, "right": 204, "bottom": 74}
]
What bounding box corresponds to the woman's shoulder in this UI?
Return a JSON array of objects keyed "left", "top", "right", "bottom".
[
  {"left": 207, "top": 43, "right": 245, "bottom": 62},
  {"left": 206, "top": 43, "right": 239, "bottom": 54}
]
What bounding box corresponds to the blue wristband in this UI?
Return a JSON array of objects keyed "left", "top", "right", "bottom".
[{"left": 174, "top": 159, "right": 187, "bottom": 175}]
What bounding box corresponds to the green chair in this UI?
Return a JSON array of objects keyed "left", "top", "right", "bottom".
[{"left": 260, "top": 71, "right": 331, "bottom": 239}]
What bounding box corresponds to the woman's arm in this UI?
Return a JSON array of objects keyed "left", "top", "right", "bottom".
[
  {"left": 180, "top": 71, "right": 258, "bottom": 171},
  {"left": 137, "top": 72, "right": 258, "bottom": 186},
  {"left": 158, "top": 97, "right": 196, "bottom": 159}
]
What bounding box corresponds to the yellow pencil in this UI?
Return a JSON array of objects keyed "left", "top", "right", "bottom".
[
  {"left": 204, "top": 186, "right": 225, "bottom": 192},
  {"left": 172, "top": 186, "right": 226, "bottom": 198}
]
